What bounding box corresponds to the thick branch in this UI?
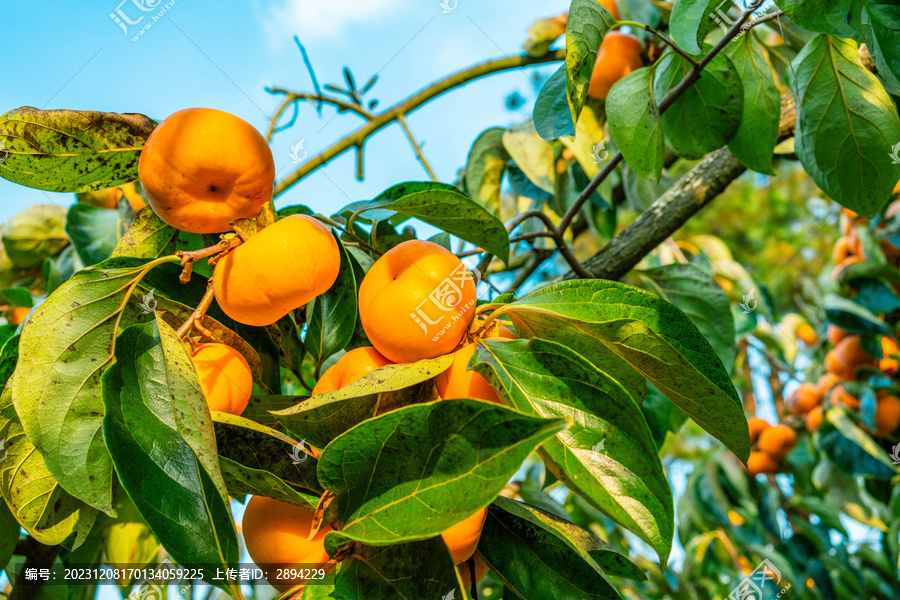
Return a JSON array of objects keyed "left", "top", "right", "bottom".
[
  {"left": 273, "top": 49, "right": 566, "bottom": 197},
  {"left": 560, "top": 94, "right": 797, "bottom": 281}
]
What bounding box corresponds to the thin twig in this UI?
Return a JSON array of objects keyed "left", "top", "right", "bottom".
[
  {"left": 618, "top": 20, "right": 700, "bottom": 66},
  {"left": 176, "top": 280, "right": 217, "bottom": 338},
  {"left": 294, "top": 35, "right": 324, "bottom": 115},
  {"left": 272, "top": 49, "right": 566, "bottom": 196},
  {"left": 176, "top": 236, "right": 244, "bottom": 284},
  {"left": 396, "top": 113, "right": 439, "bottom": 181}
]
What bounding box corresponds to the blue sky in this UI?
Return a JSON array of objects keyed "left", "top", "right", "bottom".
[{"left": 0, "top": 0, "right": 571, "bottom": 222}]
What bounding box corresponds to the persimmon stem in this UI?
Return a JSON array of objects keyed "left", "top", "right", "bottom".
[
  {"left": 176, "top": 280, "right": 216, "bottom": 338},
  {"left": 176, "top": 236, "right": 244, "bottom": 284}
]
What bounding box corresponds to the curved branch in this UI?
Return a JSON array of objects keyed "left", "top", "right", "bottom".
[
  {"left": 559, "top": 94, "right": 797, "bottom": 281},
  {"left": 272, "top": 49, "right": 567, "bottom": 197}
]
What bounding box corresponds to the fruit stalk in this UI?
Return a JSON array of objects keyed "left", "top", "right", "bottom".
[
  {"left": 176, "top": 235, "right": 244, "bottom": 284},
  {"left": 176, "top": 279, "right": 216, "bottom": 338}
]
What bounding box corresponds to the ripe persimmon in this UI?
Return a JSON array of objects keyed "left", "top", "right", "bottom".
[
  {"left": 796, "top": 323, "right": 818, "bottom": 346},
  {"left": 597, "top": 0, "right": 620, "bottom": 19},
  {"left": 816, "top": 373, "right": 838, "bottom": 396},
  {"left": 827, "top": 324, "right": 848, "bottom": 346},
  {"left": 242, "top": 496, "right": 333, "bottom": 591},
  {"left": 832, "top": 255, "right": 864, "bottom": 279},
  {"left": 190, "top": 342, "right": 253, "bottom": 415},
  {"left": 435, "top": 324, "right": 516, "bottom": 404},
  {"left": 7, "top": 306, "right": 30, "bottom": 326},
  {"left": 825, "top": 335, "right": 873, "bottom": 380},
  {"left": 747, "top": 416, "right": 770, "bottom": 445},
  {"left": 828, "top": 384, "right": 860, "bottom": 410},
  {"left": 786, "top": 383, "right": 820, "bottom": 415},
  {"left": 358, "top": 240, "right": 477, "bottom": 364},
  {"left": 138, "top": 108, "right": 275, "bottom": 234},
  {"left": 312, "top": 346, "right": 393, "bottom": 396},
  {"left": 214, "top": 216, "right": 340, "bottom": 327},
  {"left": 746, "top": 451, "right": 778, "bottom": 475},
  {"left": 832, "top": 237, "right": 853, "bottom": 264},
  {"left": 880, "top": 337, "right": 899, "bottom": 376},
  {"left": 441, "top": 507, "right": 487, "bottom": 564},
  {"left": 459, "top": 553, "right": 490, "bottom": 590},
  {"left": 757, "top": 424, "right": 797, "bottom": 461},
  {"left": 805, "top": 405, "right": 824, "bottom": 432},
  {"left": 875, "top": 394, "right": 900, "bottom": 436},
  {"left": 587, "top": 32, "right": 643, "bottom": 100}
]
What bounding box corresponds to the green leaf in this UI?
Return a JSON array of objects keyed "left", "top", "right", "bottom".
[
  {"left": 213, "top": 418, "right": 322, "bottom": 498},
  {"left": 11, "top": 256, "right": 177, "bottom": 513},
  {"left": 305, "top": 234, "right": 358, "bottom": 370},
  {"left": 112, "top": 207, "right": 207, "bottom": 274},
  {"left": 606, "top": 67, "right": 664, "bottom": 180},
  {"left": 464, "top": 127, "right": 510, "bottom": 211},
  {"left": 473, "top": 338, "right": 673, "bottom": 563},
  {"left": 326, "top": 539, "right": 465, "bottom": 600},
  {"left": 669, "top": 0, "right": 723, "bottom": 56},
  {"left": 639, "top": 264, "right": 736, "bottom": 370},
  {"left": 272, "top": 355, "right": 453, "bottom": 449},
  {"left": 787, "top": 35, "right": 900, "bottom": 218},
  {"left": 654, "top": 47, "right": 744, "bottom": 159},
  {"left": 101, "top": 320, "right": 240, "bottom": 580},
  {"left": 862, "top": 1, "right": 900, "bottom": 90},
  {"left": 218, "top": 457, "right": 319, "bottom": 510},
  {"left": 497, "top": 279, "right": 751, "bottom": 462},
  {"left": 0, "top": 108, "right": 156, "bottom": 192},
  {"left": 503, "top": 120, "right": 557, "bottom": 196},
  {"left": 480, "top": 497, "right": 640, "bottom": 599},
  {"left": 102, "top": 493, "right": 160, "bottom": 577},
  {"left": 641, "top": 384, "right": 688, "bottom": 450},
  {"left": 824, "top": 293, "right": 892, "bottom": 335},
  {"left": 0, "top": 288, "right": 34, "bottom": 308},
  {"left": 725, "top": 32, "right": 781, "bottom": 175},
  {"left": 566, "top": 0, "right": 617, "bottom": 125},
  {"left": 319, "top": 399, "right": 569, "bottom": 554},
  {"left": 534, "top": 66, "right": 576, "bottom": 141},
  {"left": 773, "top": 0, "right": 864, "bottom": 38},
  {"left": 0, "top": 386, "right": 98, "bottom": 547},
  {"left": 0, "top": 499, "right": 18, "bottom": 572},
  {"left": 355, "top": 182, "right": 509, "bottom": 263},
  {"left": 65, "top": 204, "right": 122, "bottom": 267},
  {"left": 1, "top": 204, "right": 69, "bottom": 268}
]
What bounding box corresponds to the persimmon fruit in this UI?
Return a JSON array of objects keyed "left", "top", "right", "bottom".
[
  {"left": 312, "top": 346, "right": 393, "bottom": 396},
  {"left": 242, "top": 496, "right": 333, "bottom": 591},
  {"left": 785, "top": 383, "right": 820, "bottom": 415},
  {"left": 747, "top": 416, "right": 770, "bottom": 444},
  {"left": 757, "top": 424, "right": 797, "bottom": 460},
  {"left": 875, "top": 394, "right": 900, "bottom": 436},
  {"left": 587, "top": 32, "right": 643, "bottom": 100},
  {"left": 796, "top": 323, "right": 818, "bottom": 346},
  {"left": 828, "top": 384, "right": 860, "bottom": 410},
  {"left": 358, "top": 240, "right": 477, "bottom": 364},
  {"left": 826, "top": 324, "right": 848, "bottom": 346},
  {"left": 441, "top": 507, "right": 487, "bottom": 564},
  {"left": 880, "top": 337, "right": 899, "bottom": 376},
  {"left": 435, "top": 324, "right": 516, "bottom": 404},
  {"left": 597, "top": 0, "right": 620, "bottom": 19},
  {"left": 458, "top": 553, "right": 490, "bottom": 590},
  {"left": 213, "top": 215, "right": 340, "bottom": 327},
  {"left": 138, "top": 108, "right": 276, "bottom": 234},
  {"left": 7, "top": 306, "right": 30, "bottom": 326},
  {"left": 747, "top": 451, "right": 778, "bottom": 475},
  {"left": 805, "top": 405, "right": 824, "bottom": 432},
  {"left": 190, "top": 342, "right": 253, "bottom": 416}
]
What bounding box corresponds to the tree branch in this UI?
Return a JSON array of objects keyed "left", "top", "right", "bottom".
[
  {"left": 272, "top": 49, "right": 566, "bottom": 197},
  {"left": 559, "top": 94, "right": 797, "bottom": 281}
]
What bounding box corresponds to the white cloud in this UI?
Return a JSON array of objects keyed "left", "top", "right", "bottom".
[{"left": 267, "top": 0, "right": 408, "bottom": 40}]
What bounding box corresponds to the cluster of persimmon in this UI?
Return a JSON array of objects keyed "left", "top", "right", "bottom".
[
  {"left": 745, "top": 419, "right": 797, "bottom": 475},
  {"left": 137, "top": 107, "right": 515, "bottom": 591}
]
